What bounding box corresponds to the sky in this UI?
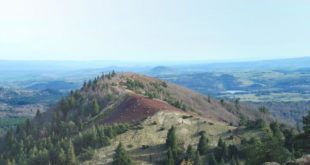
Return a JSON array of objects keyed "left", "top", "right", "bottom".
[{"left": 0, "top": 0, "right": 309, "bottom": 62}]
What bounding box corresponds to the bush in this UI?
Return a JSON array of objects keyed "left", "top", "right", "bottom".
[
  {"left": 125, "top": 79, "right": 144, "bottom": 90},
  {"left": 158, "top": 127, "right": 165, "bottom": 131},
  {"left": 79, "top": 148, "right": 95, "bottom": 161},
  {"left": 113, "top": 143, "right": 132, "bottom": 165},
  {"left": 182, "top": 115, "right": 193, "bottom": 119},
  {"left": 141, "top": 145, "right": 150, "bottom": 150}
]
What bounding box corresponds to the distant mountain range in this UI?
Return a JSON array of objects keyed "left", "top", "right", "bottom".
[
  {"left": 148, "top": 57, "right": 310, "bottom": 75},
  {"left": 1, "top": 56, "right": 309, "bottom": 74}
]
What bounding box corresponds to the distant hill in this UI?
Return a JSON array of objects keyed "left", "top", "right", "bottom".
[
  {"left": 0, "top": 72, "right": 293, "bottom": 165},
  {"left": 148, "top": 66, "right": 177, "bottom": 75},
  {"left": 27, "top": 80, "right": 79, "bottom": 91},
  {"left": 176, "top": 57, "right": 310, "bottom": 72}
]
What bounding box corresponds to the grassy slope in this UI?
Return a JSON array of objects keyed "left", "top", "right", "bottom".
[{"left": 82, "top": 111, "right": 235, "bottom": 165}]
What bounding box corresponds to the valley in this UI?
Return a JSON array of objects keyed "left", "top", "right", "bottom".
[{"left": 154, "top": 68, "right": 310, "bottom": 124}]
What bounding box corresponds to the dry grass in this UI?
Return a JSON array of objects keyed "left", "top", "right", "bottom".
[{"left": 82, "top": 111, "right": 235, "bottom": 165}]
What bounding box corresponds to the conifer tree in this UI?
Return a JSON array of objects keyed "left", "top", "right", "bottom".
[
  {"left": 235, "top": 157, "right": 240, "bottom": 165},
  {"left": 82, "top": 81, "right": 87, "bottom": 89},
  {"left": 113, "top": 143, "right": 132, "bottom": 165},
  {"left": 166, "top": 148, "right": 175, "bottom": 165},
  {"left": 215, "top": 138, "right": 229, "bottom": 162},
  {"left": 5, "top": 159, "right": 15, "bottom": 165},
  {"left": 185, "top": 145, "right": 195, "bottom": 161},
  {"left": 35, "top": 109, "right": 41, "bottom": 119},
  {"left": 58, "top": 148, "right": 66, "bottom": 165},
  {"left": 193, "top": 151, "right": 201, "bottom": 165},
  {"left": 197, "top": 133, "right": 208, "bottom": 155},
  {"left": 16, "top": 140, "right": 26, "bottom": 165},
  {"left": 208, "top": 153, "right": 218, "bottom": 165},
  {"left": 92, "top": 98, "right": 100, "bottom": 115},
  {"left": 87, "top": 80, "right": 92, "bottom": 88},
  {"left": 166, "top": 126, "right": 177, "bottom": 150},
  {"left": 301, "top": 110, "right": 310, "bottom": 153},
  {"left": 303, "top": 111, "right": 310, "bottom": 133},
  {"left": 5, "top": 128, "right": 15, "bottom": 149},
  {"left": 270, "top": 122, "right": 284, "bottom": 140},
  {"left": 66, "top": 140, "right": 77, "bottom": 165},
  {"left": 218, "top": 138, "right": 224, "bottom": 147},
  {"left": 230, "top": 157, "right": 236, "bottom": 165},
  {"left": 112, "top": 70, "right": 116, "bottom": 77},
  {"left": 208, "top": 95, "right": 211, "bottom": 103},
  {"left": 219, "top": 158, "right": 225, "bottom": 165}
]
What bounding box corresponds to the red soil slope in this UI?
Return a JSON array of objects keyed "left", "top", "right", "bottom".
[{"left": 103, "top": 95, "right": 181, "bottom": 124}]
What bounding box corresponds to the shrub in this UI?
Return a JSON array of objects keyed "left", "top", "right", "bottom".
[{"left": 79, "top": 148, "right": 95, "bottom": 161}]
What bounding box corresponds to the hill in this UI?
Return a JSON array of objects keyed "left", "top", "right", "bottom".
[
  {"left": 148, "top": 66, "right": 177, "bottom": 75},
  {"left": 0, "top": 72, "right": 302, "bottom": 165},
  {"left": 91, "top": 72, "right": 267, "bottom": 125},
  {"left": 172, "top": 57, "right": 310, "bottom": 73}
]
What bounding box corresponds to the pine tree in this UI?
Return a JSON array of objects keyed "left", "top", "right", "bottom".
[
  {"left": 58, "top": 148, "right": 66, "bottom": 165},
  {"left": 166, "top": 126, "right": 177, "bottom": 150},
  {"left": 221, "top": 143, "right": 229, "bottom": 162},
  {"left": 166, "top": 148, "right": 175, "bottom": 165},
  {"left": 295, "top": 111, "right": 310, "bottom": 154},
  {"left": 87, "top": 80, "right": 92, "bottom": 88},
  {"left": 35, "top": 109, "right": 41, "bottom": 119},
  {"left": 235, "top": 157, "right": 240, "bottom": 165},
  {"left": 303, "top": 110, "right": 310, "bottom": 135},
  {"left": 208, "top": 95, "right": 211, "bottom": 103},
  {"left": 112, "top": 70, "right": 116, "bottom": 77},
  {"left": 16, "top": 140, "right": 26, "bottom": 165},
  {"left": 244, "top": 137, "right": 290, "bottom": 165},
  {"left": 82, "top": 81, "right": 87, "bottom": 89},
  {"left": 68, "top": 96, "right": 76, "bottom": 108},
  {"left": 113, "top": 143, "right": 132, "bottom": 165},
  {"left": 105, "top": 126, "right": 115, "bottom": 138},
  {"left": 259, "top": 106, "right": 269, "bottom": 114},
  {"left": 31, "top": 148, "right": 49, "bottom": 165},
  {"left": 302, "top": 111, "right": 310, "bottom": 153},
  {"left": 215, "top": 138, "right": 228, "bottom": 162},
  {"left": 228, "top": 144, "right": 239, "bottom": 160},
  {"left": 5, "top": 129, "right": 15, "bottom": 149},
  {"left": 185, "top": 145, "right": 195, "bottom": 161},
  {"left": 230, "top": 157, "right": 236, "bottom": 165},
  {"left": 218, "top": 138, "right": 224, "bottom": 148},
  {"left": 270, "top": 122, "right": 284, "bottom": 140},
  {"left": 66, "top": 140, "right": 77, "bottom": 165},
  {"left": 193, "top": 151, "right": 201, "bottom": 165},
  {"left": 197, "top": 133, "right": 208, "bottom": 155},
  {"left": 92, "top": 98, "right": 100, "bottom": 115},
  {"left": 219, "top": 158, "right": 225, "bottom": 165},
  {"left": 208, "top": 153, "right": 218, "bottom": 165},
  {"left": 5, "top": 159, "right": 15, "bottom": 165}
]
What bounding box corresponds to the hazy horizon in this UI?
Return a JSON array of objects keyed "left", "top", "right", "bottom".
[
  {"left": 0, "top": 56, "right": 309, "bottom": 71},
  {"left": 0, "top": 56, "right": 309, "bottom": 63}
]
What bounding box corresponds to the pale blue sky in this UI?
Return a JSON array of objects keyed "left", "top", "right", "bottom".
[{"left": 0, "top": 0, "right": 309, "bottom": 61}]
